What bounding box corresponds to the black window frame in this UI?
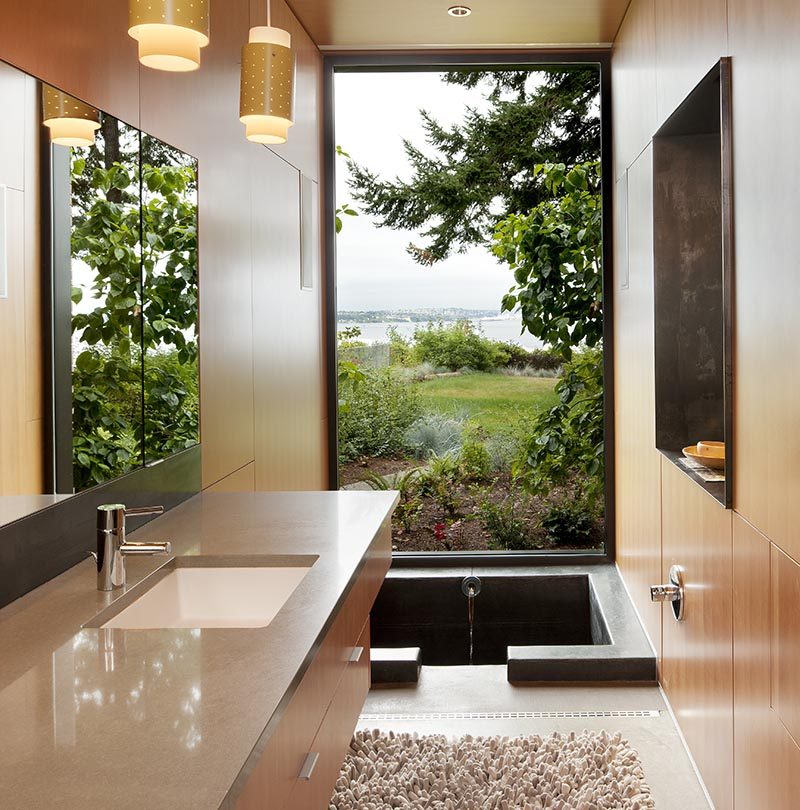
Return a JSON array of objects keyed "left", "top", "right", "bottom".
[{"left": 323, "top": 51, "right": 615, "bottom": 566}]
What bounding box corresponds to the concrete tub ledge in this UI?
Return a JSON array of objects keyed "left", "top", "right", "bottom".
[{"left": 507, "top": 565, "right": 657, "bottom": 683}]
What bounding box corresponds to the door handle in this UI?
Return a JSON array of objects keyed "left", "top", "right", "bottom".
[
  {"left": 650, "top": 565, "right": 685, "bottom": 621},
  {"left": 349, "top": 646, "right": 364, "bottom": 663},
  {"left": 299, "top": 752, "right": 320, "bottom": 781}
]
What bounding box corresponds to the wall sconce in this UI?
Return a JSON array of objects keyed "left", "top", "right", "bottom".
[
  {"left": 128, "top": 0, "right": 210, "bottom": 72},
  {"left": 42, "top": 85, "right": 101, "bottom": 147},
  {"left": 239, "top": 1, "right": 295, "bottom": 144}
]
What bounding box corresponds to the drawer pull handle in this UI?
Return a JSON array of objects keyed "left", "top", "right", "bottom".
[
  {"left": 349, "top": 646, "right": 364, "bottom": 663},
  {"left": 299, "top": 752, "right": 320, "bottom": 781}
]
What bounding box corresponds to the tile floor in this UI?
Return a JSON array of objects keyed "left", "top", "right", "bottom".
[{"left": 358, "top": 666, "right": 710, "bottom": 808}]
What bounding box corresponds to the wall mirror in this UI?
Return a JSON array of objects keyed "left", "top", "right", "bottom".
[{"left": 0, "top": 59, "right": 199, "bottom": 528}]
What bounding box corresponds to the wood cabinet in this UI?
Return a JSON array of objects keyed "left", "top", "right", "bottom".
[
  {"left": 235, "top": 524, "right": 390, "bottom": 810},
  {"left": 289, "top": 622, "right": 370, "bottom": 808}
]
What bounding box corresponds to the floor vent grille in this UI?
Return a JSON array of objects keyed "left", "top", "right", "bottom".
[{"left": 359, "top": 710, "right": 661, "bottom": 721}]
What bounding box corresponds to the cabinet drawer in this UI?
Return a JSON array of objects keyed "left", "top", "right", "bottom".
[
  {"left": 235, "top": 530, "right": 388, "bottom": 810},
  {"left": 290, "top": 621, "right": 371, "bottom": 810}
]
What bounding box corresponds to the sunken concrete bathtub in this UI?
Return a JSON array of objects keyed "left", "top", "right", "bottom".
[{"left": 370, "top": 565, "right": 656, "bottom": 683}]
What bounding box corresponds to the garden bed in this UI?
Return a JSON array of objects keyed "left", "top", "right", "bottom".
[
  {"left": 340, "top": 456, "right": 419, "bottom": 487},
  {"left": 343, "top": 457, "right": 604, "bottom": 553}
]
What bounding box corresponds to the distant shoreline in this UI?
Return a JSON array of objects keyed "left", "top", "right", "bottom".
[
  {"left": 337, "top": 309, "right": 503, "bottom": 324},
  {"left": 339, "top": 315, "right": 545, "bottom": 351}
]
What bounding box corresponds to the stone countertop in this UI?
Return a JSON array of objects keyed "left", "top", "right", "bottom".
[{"left": 0, "top": 491, "right": 397, "bottom": 809}]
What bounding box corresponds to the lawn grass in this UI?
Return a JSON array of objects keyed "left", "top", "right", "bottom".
[{"left": 416, "top": 372, "right": 558, "bottom": 437}]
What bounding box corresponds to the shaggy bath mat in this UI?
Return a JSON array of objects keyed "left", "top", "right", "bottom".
[{"left": 330, "top": 729, "right": 655, "bottom": 809}]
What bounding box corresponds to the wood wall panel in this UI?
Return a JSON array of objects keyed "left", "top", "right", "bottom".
[
  {"left": 660, "top": 459, "right": 733, "bottom": 809},
  {"left": 204, "top": 463, "right": 256, "bottom": 493},
  {"left": 770, "top": 718, "right": 800, "bottom": 810},
  {"left": 0, "top": 61, "right": 26, "bottom": 191},
  {"left": 22, "top": 74, "right": 42, "bottom": 426},
  {"left": 195, "top": 141, "right": 259, "bottom": 489},
  {"left": 732, "top": 514, "right": 772, "bottom": 809},
  {"left": 264, "top": 0, "right": 323, "bottom": 183},
  {"left": 653, "top": 0, "right": 728, "bottom": 126},
  {"left": 252, "top": 150, "right": 327, "bottom": 492},
  {"left": 733, "top": 515, "right": 800, "bottom": 809},
  {"left": 0, "top": 189, "right": 28, "bottom": 495},
  {"left": 0, "top": 64, "right": 43, "bottom": 496},
  {"left": 728, "top": 0, "right": 800, "bottom": 560},
  {"left": 772, "top": 546, "right": 800, "bottom": 748},
  {"left": 139, "top": 1, "right": 256, "bottom": 490},
  {"left": 613, "top": 145, "right": 661, "bottom": 658},
  {"left": 0, "top": 0, "right": 139, "bottom": 127},
  {"left": 610, "top": 0, "right": 656, "bottom": 180}
]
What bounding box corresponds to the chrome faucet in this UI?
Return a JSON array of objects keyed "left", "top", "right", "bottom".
[{"left": 95, "top": 504, "right": 172, "bottom": 591}]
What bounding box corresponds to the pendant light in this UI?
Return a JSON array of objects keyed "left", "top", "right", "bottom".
[
  {"left": 42, "top": 85, "right": 101, "bottom": 148},
  {"left": 128, "top": 0, "right": 210, "bottom": 72},
  {"left": 239, "top": 0, "right": 295, "bottom": 144}
]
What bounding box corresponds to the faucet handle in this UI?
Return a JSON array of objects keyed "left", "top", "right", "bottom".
[
  {"left": 124, "top": 505, "right": 165, "bottom": 519},
  {"left": 97, "top": 504, "right": 164, "bottom": 534}
]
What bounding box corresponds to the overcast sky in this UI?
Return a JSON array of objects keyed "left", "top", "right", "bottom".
[{"left": 333, "top": 71, "right": 513, "bottom": 313}]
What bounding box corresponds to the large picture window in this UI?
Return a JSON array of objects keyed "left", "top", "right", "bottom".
[{"left": 326, "top": 57, "right": 612, "bottom": 560}]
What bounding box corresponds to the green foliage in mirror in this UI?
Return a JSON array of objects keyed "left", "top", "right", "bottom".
[{"left": 69, "top": 124, "right": 198, "bottom": 491}]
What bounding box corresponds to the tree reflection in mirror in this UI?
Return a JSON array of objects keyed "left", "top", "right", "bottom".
[{"left": 67, "top": 119, "right": 198, "bottom": 491}]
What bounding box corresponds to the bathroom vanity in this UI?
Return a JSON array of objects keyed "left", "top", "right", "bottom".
[{"left": 0, "top": 491, "right": 397, "bottom": 809}]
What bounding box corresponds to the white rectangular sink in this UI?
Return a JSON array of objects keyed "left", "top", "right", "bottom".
[{"left": 101, "top": 565, "right": 312, "bottom": 629}]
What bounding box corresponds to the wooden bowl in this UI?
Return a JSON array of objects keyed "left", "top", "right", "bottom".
[
  {"left": 683, "top": 445, "right": 725, "bottom": 470},
  {"left": 696, "top": 440, "right": 725, "bottom": 459}
]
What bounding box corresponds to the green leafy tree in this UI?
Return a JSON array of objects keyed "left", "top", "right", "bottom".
[
  {"left": 334, "top": 146, "right": 359, "bottom": 233},
  {"left": 494, "top": 161, "right": 602, "bottom": 357},
  {"left": 345, "top": 67, "right": 600, "bottom": 264},
  {"left": 492, "top": 161, "right": 604, "bottom": 505}
]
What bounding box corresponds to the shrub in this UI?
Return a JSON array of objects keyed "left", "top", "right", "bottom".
[
  {"left": 404, "top": 413, "right": 465, "bottom": 459},
  {"left": 477, "top": 494, "right": 537, "bottom": 551},
  {"left": 413, "top": 320, "right": 504, "bottom": 371},
  {"left": 362, "top": 468, "right": 423, "bottom": 533},
  {"left": 514, "top": 347, "right": 604, "bottom": 509},
  {"left": 494, "top": 341, "right": 529, "bottom": 368},
  {"left": 386, "top": 326, "right": 415, "bottom": 367},
  {"left": 485, "top": 432, "right": 519, "bottom": 473},
  {"left": 490, "top": 342, "right": 562, "bottom": 371},
  {"left": 338, "top": 368, "right": 422, "bottom": 462},
  {"left": 527, "top": 348, "right": 563, "bottom": 371},
  {"left": 458, "top": 437, "right": 493, "bottom": 483},
  {"left": 541, "top": 499, "right": 594, "bottom": 547},
  {"left": 419, "top": 453, "right": 461, "bottom": 517}
]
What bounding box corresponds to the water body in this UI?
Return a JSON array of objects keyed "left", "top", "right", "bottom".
[{"left": 340, "top": 315, "right": 546, "bottom": 351}]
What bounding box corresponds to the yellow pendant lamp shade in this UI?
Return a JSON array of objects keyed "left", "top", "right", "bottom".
[
  {"left": 128, "top": 0, "right": 210, "bottom": 72},
  {"left": 239, "top": 26, "right": 295, "bottom": 144},
  {"left": 42, "top": 85, "right": 101, "bottom": 147}
]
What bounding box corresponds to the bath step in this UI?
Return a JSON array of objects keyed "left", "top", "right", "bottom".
[
  {"left": 371, "top": 647, "right": 421, "bottom": 684},
  {"left": 506, "top": 646, "right": 657, "bottom": 683}
]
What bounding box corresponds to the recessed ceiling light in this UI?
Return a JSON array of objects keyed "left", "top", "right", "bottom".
[{"left": 448, "top": 5, "right": 472, "bottom": 17}]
